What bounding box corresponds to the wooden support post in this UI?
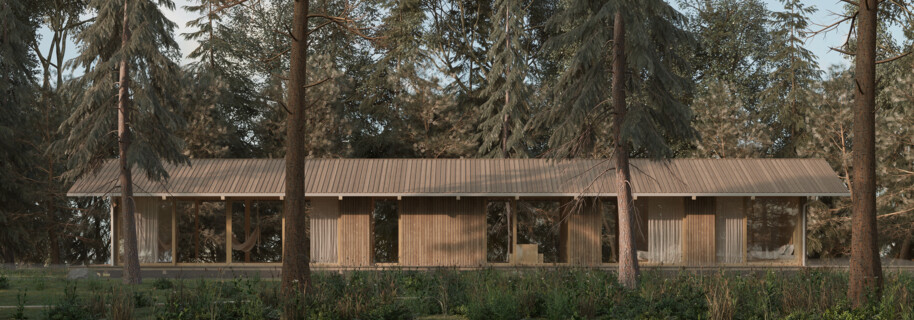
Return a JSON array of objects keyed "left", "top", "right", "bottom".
[
  {"left": 511, "top": 198, "right": 518, "bottom": 264},
  {"left": 800, "top": 197, "right": 807, "bottom": 267},
  {"left": 743, "top": 197, "right": 749, "bottom": 265},
  {"left": 245, "top": 200, "right": 251, "bottom": 263},
  {"left": 172, "top": 199, "right": 177, "bottom": 265},
  {"left": 194, "top": 200, "right": 200, "bottom": 261},
  {"left": 110, "top": 197, "right": 117, "bottom": 266},
  {"left": 227, "top": 200, "right": 233, "bottom": 264}
]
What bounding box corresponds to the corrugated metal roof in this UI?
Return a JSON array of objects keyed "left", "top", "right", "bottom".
[{"left": 67, "top": 158, "right": 851, "bottom": 197}]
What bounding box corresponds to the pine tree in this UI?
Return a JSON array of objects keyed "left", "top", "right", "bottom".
[
  {"left": 60, "top": 0, "right": 188, "bottom": 284},
  {"left": 546, "top": 0, "right": 696, "bottom": 288},
  {"left": 476, "top": 0, "right": 531, "bottom": 158}
]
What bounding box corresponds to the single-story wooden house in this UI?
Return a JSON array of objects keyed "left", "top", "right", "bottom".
[{"left": 67, "top": 158, "right": 850, "bottom": 268}]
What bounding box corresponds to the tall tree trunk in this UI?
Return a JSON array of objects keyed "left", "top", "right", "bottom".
[
  {"left": 501, "top": 3, "right": 509, "bottom": 159},
  {"left": 848, "top": 0, "right": 882, "bottom": 307},
  {"left": 48, "top": 228, "right": 61, "bottom": 264},
  {"left": 118, "top": 0, "right": 141, "bottom": 285},
  {"left": 281, "top": 0, "right": 312, "bottom": 294},
  {"left": 613, "top": 11, "right": 638, "bottom": 289}
]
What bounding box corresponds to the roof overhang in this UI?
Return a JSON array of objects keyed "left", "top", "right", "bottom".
[{"left": 69, "top": 192, "right": 852, "bottom": 198}]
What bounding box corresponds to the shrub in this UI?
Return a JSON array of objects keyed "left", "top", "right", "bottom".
[
  {"left": 45, "top": 282, "right": 94, "bottom": 320},
  {"left": 0, "top": 273, "right": 10, "bottom": 289},
  {"left": 152, "top": 277, "right": 174, "bottom": 290}
]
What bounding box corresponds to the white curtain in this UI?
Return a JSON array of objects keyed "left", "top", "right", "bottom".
[
  {"left": 648, "top": 197, "right": 683, "bottom": 264},
  {"left": 134, "top": 198, "right": 159, "bottom": 263},
  {"left": 716, "top": 198, "right": 745, "bottom": 263}
]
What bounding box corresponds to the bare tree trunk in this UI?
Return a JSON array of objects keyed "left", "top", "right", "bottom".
[
  {"left": 502, "top": 3, "right": 509, "bottom": 159},
  {"left": 117, "top": 0, "right": 141, "bottom": 285},
  {"left": 848, "top": 0, "right": 882, "bottom": 307},
  {"left": 281, "top": 0, "right": 312, "bottom": 295},
  {"left": 613, "top": 11, "right": 638, "bottom": 289},
  {"left": 898, "top": 235, "right": 912, "bottom": 260},
  {"left": 48, "top": 228, "right": 61, "bottom": 264}
]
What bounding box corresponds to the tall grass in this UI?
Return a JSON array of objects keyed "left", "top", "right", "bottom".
[{"left": 28, "top": 268, "right": 914, "bottom": 319}]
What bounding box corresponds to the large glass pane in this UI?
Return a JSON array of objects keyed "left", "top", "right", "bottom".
[
  {"left": 748, "top": 198, "right": 799, "bottom": 262},
  {"left": 486, "top": 201, "right": 511, "bottom": 263},
  {"left": 372, "top": 200, "right": 398, "bottom": 263},
  {"left": 177, "top": 201, "right": 196, "bottom": 262},
  {"left": 197, "top": 201, "right": 226, "bottom": 263},
  {"left": 601, "top": 200, "right": 618, "bottom": 263},
  {"left": 231, "top": 200, "right": 283, "bottom": 263},
  {"left": 177, "top": 201, "right": 227, "bottom": 263},
  {"left": 517, "top": 201, "right": 565, "bottom": 263}
]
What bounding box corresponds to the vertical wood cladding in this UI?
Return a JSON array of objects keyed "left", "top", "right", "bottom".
[
  {"left": 338, "top": 198, "right": 371, "bottom": 267},
  {"left": 565, "top": 199, "right": 602, "bottom": 265},
  {"left": 310, "top": 198, "right": 339, "bottom": 263},
  {"left": 399, "top": 197, "right": 486, "bottom": 266},
  {"left": 683, "top": 197, "right": 716, "bottom": 265}
]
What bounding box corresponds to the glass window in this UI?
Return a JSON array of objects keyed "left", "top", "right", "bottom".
[
  {"left": 601, "top": 200, "right": 618, "bottom": 263},
  {"left": 177, "top": 201, "right": 227, "bottom": 263},
  {"left": 748, "top": 198, "right": 799, "bottom": 262},
  {"left": 372, "top": 200, "right": 399, "bottom": 263},
  {"left": 232, "top": 200, "right": 283, "bottom": 263},
  {"left": 517, "top": 201, "right": 565, "bottom": 263},
  {"left": 486, "top": 201, "right": 511, "bottom": 263},
  {"left": 176, "top": 201, "right": 196, "bottom": 263}
]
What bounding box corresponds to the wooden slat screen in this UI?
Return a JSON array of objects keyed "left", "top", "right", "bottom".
[{"left": 683, "top": 197, "right": 716, "bottom": 265}]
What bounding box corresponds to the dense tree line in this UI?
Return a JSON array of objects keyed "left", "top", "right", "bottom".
[{"left": 1, "top": 0, "right": 912, "bottom": 302}]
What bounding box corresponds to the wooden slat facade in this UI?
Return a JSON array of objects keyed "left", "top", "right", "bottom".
[
  {"left": 564, "top": 200, "right": 602, "bottom": 266},
  {"left": 109, "top": 195, "right": 812, "bottom": 268},
  {"left": 683, "top": 198, "right": 716, "bottom": 266},
  {"left": 338, "top": 198, "right": 372, "bottom": 267},
  {"left": 399, "top": 198, "right": 486, "bottom": 266}
]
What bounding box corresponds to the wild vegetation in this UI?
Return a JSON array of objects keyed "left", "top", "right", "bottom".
[{"left": 2, "top": 268, "right": 914, "bottom": 319}]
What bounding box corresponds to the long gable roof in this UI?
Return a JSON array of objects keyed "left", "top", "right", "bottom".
[{"left": 67, "top": 158, "right": 850, "bottom": 197}]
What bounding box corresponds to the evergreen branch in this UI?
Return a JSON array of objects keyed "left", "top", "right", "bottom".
[
  {"left": 876, "top": 51, "right": 912, "bottom": 64},
  {"left": 303, "top": 77, "right": 332, "bottom": 89}
]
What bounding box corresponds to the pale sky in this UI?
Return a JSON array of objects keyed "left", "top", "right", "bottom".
[{"left": 37, "top": 0, "right": 869, "bottom": 82}]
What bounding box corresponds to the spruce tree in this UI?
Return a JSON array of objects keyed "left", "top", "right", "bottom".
[
  {"left": 546, "top": 0, "right": 696, "bottom": 288},
  {"left": 760, "top": 0, "right": 820, "bottom": 157},
  {"left": 60, "top": 0, "right": 188, "bottom": 284},
  {"left": 0, "top": 0, "right": 39, "bottom": 263},
  {"left": 181, "top": 0, "right": 263, "bottom": 158},
  {"left": 476, "top": 0, "right": 531, "bottom": 158}
]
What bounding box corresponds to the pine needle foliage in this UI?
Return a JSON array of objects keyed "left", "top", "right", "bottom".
[
  {"left": 543, "top": 0, "right": 697, "bottom": 159},
  {"left": 759, "top": 0, "right": 821, "bottom": 157},
  {"left": 59, "top": 0, "right": 188, "bottom": 181},
  {"left": 180, "top": 0, "right": 264, "bottom": 158},
  {"left": 476, "top": 0, "right": 532, "bottom": 158}
]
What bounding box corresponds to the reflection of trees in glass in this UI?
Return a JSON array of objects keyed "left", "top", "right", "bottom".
[
  {"left": 177, "top": 201, "right": 227, "bottom": 263},
  {"left": 517, "top": 201, "right": 564, "bottom": 263},
  {"left": 251, "top": 201, "right": 282, "bottom": 262},
  {"left": 748, "top": 198, "right": 798, "bottom": 261},
  {"left": 373, "top": 200, "right": 398, "bottom": 263},
  {"left": 602, "top": 200, "right": 618, "bottom": 263},
  {"left": 177, "top": 201, "right": 196, "bottom": 262},
  {"left": 197, "top": 201, "right": 226, "bottom": 263},
  {"left": 487, "top": 201, "right": 510, "bottom": 262},
  {"left": 157, "top": 201, "right": 173, "bottom": 263}
]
